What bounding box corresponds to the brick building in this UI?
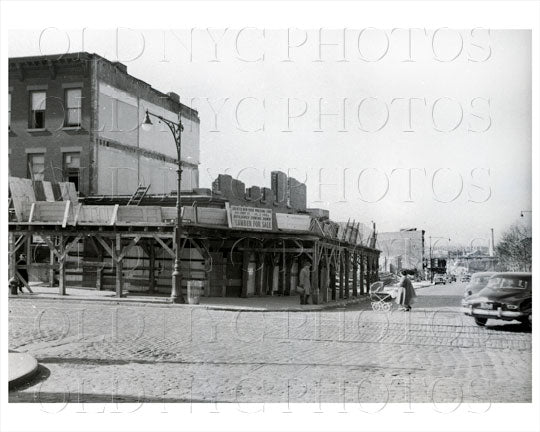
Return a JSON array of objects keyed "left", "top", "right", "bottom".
[
  {"left": 376, "top": 228, "right": 425, "bottom": 274},
  {"left": 8, "top": 52, "right": 200, "bottom": 197},
  {"left": 212, "top": 172, "right": 307, "bottom": 213}
]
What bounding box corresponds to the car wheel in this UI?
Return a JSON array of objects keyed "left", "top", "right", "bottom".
[
  {"left": 521, "top": 315, "right": 532, "bottom": 331},
  {"left": 474, "top": 317, "right": 488, "bottom": 326}
]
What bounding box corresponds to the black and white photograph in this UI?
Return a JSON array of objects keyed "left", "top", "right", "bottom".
[{"left": 1, "top": 1, "right": 539, "bottom": 432}]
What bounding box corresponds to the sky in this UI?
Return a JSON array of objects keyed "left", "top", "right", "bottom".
[{"left": 8, "top": 28, "right": 532, "bottom": 245}]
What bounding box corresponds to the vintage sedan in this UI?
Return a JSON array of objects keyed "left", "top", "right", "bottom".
[
  {"left": 460, "top": 274, "right": 471, "bottom": 283},
  {"left": 463, "top": 271, "right": 497, "bottom": 297},
  {"left": 433, "top": 274, "right": 446, "bottom": 285},
  {"left": 461, "top": 272, "right": 532, "bottom": 328}
]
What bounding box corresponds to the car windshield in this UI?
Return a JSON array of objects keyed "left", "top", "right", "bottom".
[
  {"left": 471, "top": 276, "right": 491, "bottom": 284},
  {"left": 486, "top": 277, "right": 530, "bottom": 289}
]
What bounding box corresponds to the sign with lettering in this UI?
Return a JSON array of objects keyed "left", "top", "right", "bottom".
[
  {"left": 275, "top": 213, "right": 311, "bottom": 231},
  {"left": 229, "top": 206, "right": 273, "bottom": 230}
]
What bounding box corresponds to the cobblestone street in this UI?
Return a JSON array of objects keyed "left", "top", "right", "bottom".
[{"left": 8, "top": 282, "right": 531, "bottom": 404}]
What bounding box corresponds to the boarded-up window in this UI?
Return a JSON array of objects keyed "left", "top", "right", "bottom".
[{"left": 28, "top": 153, "right": 45, "bottom": 181}]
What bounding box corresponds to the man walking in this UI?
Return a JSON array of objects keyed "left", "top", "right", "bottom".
[{"left": 298, "top": 261, "right": 312, "bottom": 305}]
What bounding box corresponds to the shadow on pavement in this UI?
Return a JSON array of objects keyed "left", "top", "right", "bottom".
[
  {"left": 484, "top": 322, "right": 531, "bottom": 333},
  {"left": 9, "top": 364, "right": 50, "bottom": 392}
]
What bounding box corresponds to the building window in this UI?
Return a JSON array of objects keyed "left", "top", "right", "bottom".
[
  {"left": 65, "top": 88, "right": 82, "bottom": 127},
  {"left": 63, "top": 152, "right": 80, "bottom": 191},
  {"left": 28, "top": 153, "right": 45, "bottom": 181},
  {"left": 30, "top": 91, "right": 46, "bottom": 129}
]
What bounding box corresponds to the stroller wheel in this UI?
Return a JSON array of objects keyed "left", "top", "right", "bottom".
[
  {"left": 371, "top": 301, "right": 380, "bottom": 311},
  {"left": 381, "top": 302, "right": 392, "bottom": 312}
]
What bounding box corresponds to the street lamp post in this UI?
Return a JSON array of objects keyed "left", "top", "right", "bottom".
[{"left": 142, "top": 109, "right": 185, "bottom": 304}]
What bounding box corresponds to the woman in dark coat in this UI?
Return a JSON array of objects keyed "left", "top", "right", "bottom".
[{"left": 396, "top": 270, "right": 417, "bottom": 311}]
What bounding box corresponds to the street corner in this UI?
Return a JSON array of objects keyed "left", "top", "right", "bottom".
[{"left": 8, "top": 351, "right": 40, "bottom": 391}]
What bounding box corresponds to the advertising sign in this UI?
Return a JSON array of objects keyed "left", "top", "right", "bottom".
[
  {"left": 275, "top": 213, "right": 311, "bottom": 231},
  {"left": 229, "top": 205, "right": 273, "bottom": 230}
]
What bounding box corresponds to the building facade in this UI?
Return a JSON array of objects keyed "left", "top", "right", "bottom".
[
  {"left": 212, "top": 171, "right": 307, "bottom": 213},
  {"left": 9, "top": 52, "right": 200, "bottom": 197},
  {"left": 376, "top": 228, "right": 425, "bottom": 274}
]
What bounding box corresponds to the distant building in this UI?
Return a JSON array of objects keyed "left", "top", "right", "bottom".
[
  {"left": 212, "top": 171, "right": 307, "bottom": 213},
  {"left": 8, "top": 52, "right": 200, "bottom": 196},
  {"left": 376, "top": 229, "right": 425, "bottom": 274}
]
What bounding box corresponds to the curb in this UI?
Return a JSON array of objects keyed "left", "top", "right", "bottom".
[
  {"left": 9, "top": 293, "right": 370, "bottom": 312},
  {"left": 9, "top": 352, "right": 39, "bottom": 391}
]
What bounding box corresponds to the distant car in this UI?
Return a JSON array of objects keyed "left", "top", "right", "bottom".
[
  {"left": 463, "top": 272, "right": 497, "bottom": 297},
  {"left": 446, "top": 274, "right": 456, "bottom": 283},
  {"left": 461, "top": 272, "right": 532, "bottom": 329},
  {"left": 460, "top": 274, "right": 471, "bottom": 283},
  {"left": 434, "top": 274, "right": 446, "bottom": 285}
]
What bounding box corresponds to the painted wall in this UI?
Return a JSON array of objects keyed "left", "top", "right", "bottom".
[
  {"left": 97, "top": 82, "right": 139, "bottom": 147},
  {"left": 139, "top": 99, "right": 200, "bottom": 165},
  {"left": 96, "top": 81, "right": 200, "bottom": 194},
  {"left": 96, "top": 146, "right": 198, "bottom": 195}
]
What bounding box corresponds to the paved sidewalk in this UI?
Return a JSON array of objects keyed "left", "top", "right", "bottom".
[
  {"left": 8, "top": 351, "right": 39, "bottom": 390},
  {"left": 9, "top": 285, "right": 369, "bottom": 312}
]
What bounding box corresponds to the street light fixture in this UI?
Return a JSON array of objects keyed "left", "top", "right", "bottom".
[
  {"left": 520, "top": 210, "right": 532, "bottom": 218},
  {"left": 141, "top": 109, "right": 185, "bottom": 304}
]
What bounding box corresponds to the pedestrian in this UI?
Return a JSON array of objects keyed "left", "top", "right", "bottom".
[
  {"left": 396, "top": 270, "right": 417, "bottom": 311},
  {"left": 297, "top": 261, "right": 312, "bottom": 305},
  {"left": 16, "top": 253, "right": 28, "bottom": 293}
]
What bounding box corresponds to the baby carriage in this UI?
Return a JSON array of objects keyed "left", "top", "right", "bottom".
[{"left": 369, "top": 281, "right": 396, "bottom": 312}]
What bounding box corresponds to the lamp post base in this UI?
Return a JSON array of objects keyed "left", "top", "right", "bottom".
[{"left": 170, "top": 295, "right": 184, "bottom": 304}]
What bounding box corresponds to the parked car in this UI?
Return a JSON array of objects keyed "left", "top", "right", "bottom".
[
  {"left": 461, "top": 272, "right": 532, "bottom": 329},
  {"left": 446, "top": 274, "right": 456, "bottom": 283},
  {"left": 463, "top": 272, "right": 497, "bottom": 297},
  {"left": 460, "top": 274, "right": 471, "bottom": 283},
  {"left": 434, "top": 274, "right": 446, "bottom": 285}
]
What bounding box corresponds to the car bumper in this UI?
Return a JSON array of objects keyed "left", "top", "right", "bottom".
[{"left": 461, "top": 306, "right": 527, "bottom": 319}]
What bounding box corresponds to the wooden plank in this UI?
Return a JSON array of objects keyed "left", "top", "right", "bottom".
[
  {"left": 43, "top": 181, "right": 55, "bottom": 202},
  {"left": 9, "top": 233, "right": 16, "bottom": 280},
  {"left": 344, "top": 250, "right": 350, "bottom": 299},
  {"left": 15, "top": 270, "right": 32, "bottom": 293},
  {"left": 110, "top": 204, "right": 119, "bottom": 225},
  {"left": 149, "top": 239, "right": 155, "bottom": 294},
  {"left": 339, "top": 254, "right": 344, "bottom": 300},
  {"left": 115, "top": 234, "right": 123, "bottom": 297},
  {"left": 28, "top": 203, "right": 35, "bottom": 222},
  {"left": 41, "top": 235, "right": 61, "bottom": 259},
  {"left": 225, "top": 202, "right": 232, "bottom": 228},
  {"left": 58, "top": 234, "right": 66, "bottom": 295},
  {"left": 312, "top": 243, "right": 319, "bottom": 304},
  {"left": 117, "top": 206, "right": 162, "bottom": 224},
  {"left": 118, "top": 236, "right": 141, "bottom": 261},
  {"left": 49, "top": 248, "right": 55, "bottom": 287},
  {"left": 63, "top": 235, "right": 83, "bottom": 259},
  {"left": 94, "top": 235, "right": 114, "bottom": 259},
  {"left": 153, "top": 235, "right": 175, "bottom": 258},
  {"left": 73, "top": 204, "right": 82, "bottom": 226},
  {"left": 241, "top": 249, "right": 250, "bottom": 298},
  {"left": 359, "top": 254, "right": 365, "bottom": 295},
  {"left": 196, "top": 207, "right": 227, "bottom": 226},
  {"left": 62, "top": 200, "right": 71, "bottom": 228},
  {"left": 238, "top": 247, "right": 314, "bottom": 253},
  {"left": 352, "top": 253, "right": 358, "bottom": 297}
]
